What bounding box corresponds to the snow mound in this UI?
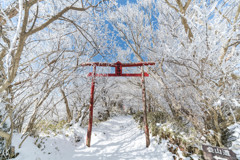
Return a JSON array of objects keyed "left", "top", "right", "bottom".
[
  {"left": 228, "top": 123, "right": 240, "bottom": 159},
  {"left": 12, "top": 116, "right": 174, "bottom": 160}
]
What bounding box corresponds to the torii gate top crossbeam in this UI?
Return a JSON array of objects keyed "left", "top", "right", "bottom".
[
  {"left": 81, "top": 61, "right": 155, "bottom": 67},
  {"left": 81, "top": 61, "right": 155, "bottom": 77}
]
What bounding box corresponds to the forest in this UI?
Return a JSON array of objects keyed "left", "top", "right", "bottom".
[{"left": 0, "top": 0, "right": 240, "bottom": 159}]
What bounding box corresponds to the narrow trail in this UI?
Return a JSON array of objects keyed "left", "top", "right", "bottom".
[
  {"left": 73, "top": 116, "right": 173, "bottom": 160},
  {"left": 13, "top": 116, "right": 173, "bottom": 160}
]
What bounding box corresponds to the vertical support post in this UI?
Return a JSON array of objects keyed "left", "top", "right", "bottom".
[
  {"left": 86, "top": 65, "right": 96, "bottom": 147},
  {"left": 141, "top": 65, "right": 150, "bottom": 148}
]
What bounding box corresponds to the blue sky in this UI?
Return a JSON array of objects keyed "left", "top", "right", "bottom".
[
  {"left": 117, "top": 0, "right": 137, "bottom": 5},
  {"left": 92, "top": 0, "right": 136, "bottom": 63}
]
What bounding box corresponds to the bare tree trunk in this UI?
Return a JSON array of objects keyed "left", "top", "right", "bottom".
[
  {"left": 211, "top": 108, "right": 224, "bottom": 147},
  {"left": 0, "top": 130, "right": 10, "bottom": 140},
  {"left": 165, "top": 0, "right": 193, "bottom": 42},
  {"left": 60, "top": 88, "right": 72, "bottom": 123},
  {"left": 180, "top": 16, "right": 193, "bottom": 43},
  {"left": 25, "top": 89, "right": 52, "bottom": 134},
  {"left": 219, "top": 3, "right": 240, "bottom": 64},
  {"left": 3, "top": 86, "right": 14, "bottom": 149},
  {"left": 6, "top": 110, "right": 13, "bottom": 149}
]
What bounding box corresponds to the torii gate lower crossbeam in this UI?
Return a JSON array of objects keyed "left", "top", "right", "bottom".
[{"left": 81, "top": 61, "right": 155, "bottom": 148}]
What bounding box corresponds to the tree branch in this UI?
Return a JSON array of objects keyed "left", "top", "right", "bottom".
[
  {"left": 0, "top": 129, "right": 10, "bottom": 140},
  {"left": 176, "top": 0, "right": 184, "bottom": 13},
  {"left": 234, "top": 3, "right": 240, "bottom": 23},
  {"left": 183, "top": 0, "right": 191, "bottom": 11},
  {"left": 165, "top": 0, "right": 179, "bottom": 12},
  {"left": 0, "top": 0, "right": 44, "bottom": 26},
  {"left": 26, "top": 6, "right": 72, "bottom": 36}
]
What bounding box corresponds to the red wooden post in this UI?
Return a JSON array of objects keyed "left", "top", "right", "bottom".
[
  {"left": 86, "top": 65, "right": 96, "bottom": 147},
  {"left": 141, "top": 65, "right": 150, "bottom": 148}
]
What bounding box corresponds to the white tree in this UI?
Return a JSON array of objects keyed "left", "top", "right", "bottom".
[
  {"left": 0, "top": 0, "right": 113, "bottom": 156},
  {"left": 105, "top": 0, "right": 240, "bottom": 146}
]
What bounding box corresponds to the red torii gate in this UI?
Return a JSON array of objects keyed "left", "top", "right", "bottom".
[{"left": 81, "top": 61, "right": 155, "bottom": 147}]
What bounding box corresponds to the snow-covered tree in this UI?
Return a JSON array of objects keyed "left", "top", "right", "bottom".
[
  {"left": 0, "top": 0, "right": 113, "bottom": 157},
  {"left": 105, "top": 0, "right": 240, "bottom": 146}
]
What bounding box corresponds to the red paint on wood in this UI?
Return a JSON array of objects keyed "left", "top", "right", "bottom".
[
  {"left": 87, "top": 73, "right": 149, "bottom": 77},
  {"left": 86, "top": 65, "right": 96, "bottom": 147},
  {"left": 115, "top": 61, "right": 122, "bottom": 76},
  {"left": 81, "top": 62, "right": 116, "bottom": 67},
  {"left": 121, "top": 62, "right": 155, "bottom": 67},
  {"left": 81, "top": 61, "right": 155, "bottom": 67}
]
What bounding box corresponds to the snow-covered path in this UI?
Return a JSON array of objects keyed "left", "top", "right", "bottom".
[
  {"left": 13, "top": 116, "right": 174, "bottom": 160},
  {"left": 73, "top": 116, "right": 173, "bottom": 160}
]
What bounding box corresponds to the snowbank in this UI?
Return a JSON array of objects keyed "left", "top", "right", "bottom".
[
  {"left": 12, "top": 116, "right": 174, "bottom": 160},
  {"left": 228, "top": 123, "right": 240, "bottom": 159}
]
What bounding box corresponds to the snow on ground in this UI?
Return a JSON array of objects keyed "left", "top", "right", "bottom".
[
  {"left": 229, "top": 123, "right": 240, "bottom": 159},
  {"left": 12, "top": 116, "right": 174, "bottom": 160}
]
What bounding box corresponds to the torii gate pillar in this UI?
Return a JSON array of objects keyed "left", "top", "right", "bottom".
[
  {"left": 86, "top": 65, "right": 96, "bottom": 147},
  {"left": 141, "top": 66, "right": 150, "bottom": 147}
]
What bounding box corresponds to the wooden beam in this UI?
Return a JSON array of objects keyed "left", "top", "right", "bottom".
[
  {"left": 86, "top": 65, "right": 96, "bottom": 147},
  {"left": 81, "top": 61, "right": 155, "bottom": 67},
  {"left": 141, "top": 66, "right": 150, "bottom": 148},
  {"left": 87, "top": 73, "right": 149, "bottom": 77}
]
